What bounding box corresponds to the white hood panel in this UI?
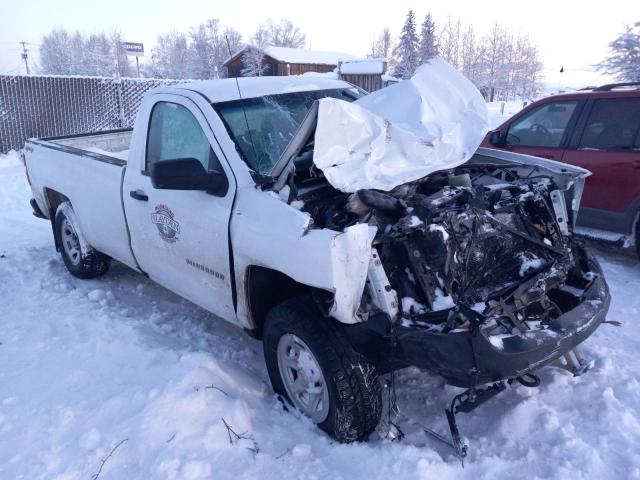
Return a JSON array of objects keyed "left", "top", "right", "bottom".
[{"left": 313, "top": 58, "right": 489, "bottom": 192}]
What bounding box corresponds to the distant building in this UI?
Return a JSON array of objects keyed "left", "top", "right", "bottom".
[
  {"left": 224, "top": 46, "right": 359, "bottom": 77},
  {"left": 223, "top": 46, "right": 394, "bottom": 92}
]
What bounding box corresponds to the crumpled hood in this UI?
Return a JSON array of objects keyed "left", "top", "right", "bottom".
[{"left": 313, "top": 58, "right": 489, "bottom": 193}]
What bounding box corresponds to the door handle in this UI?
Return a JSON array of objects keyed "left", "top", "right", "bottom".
[
  {"left": 632, "top": 160, "right": 640, "bottom": 169},
  {"left": 129, "top": 190, "right": 148, "bottom": 201}
]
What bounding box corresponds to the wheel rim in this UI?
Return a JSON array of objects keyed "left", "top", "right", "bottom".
[
  {"left": 61, "top": 218, "right": 81, "bottom": 266},
  {"left": 277, "top": 333, "right": 330, "bottom": 423}
]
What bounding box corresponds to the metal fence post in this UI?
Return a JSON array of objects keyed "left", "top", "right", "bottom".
[{"left": 116, "top": 77, "right": 126, "bottom": 128}]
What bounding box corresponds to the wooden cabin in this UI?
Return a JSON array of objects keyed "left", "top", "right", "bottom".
[
  {"left": 225, "top": 46, "right": 359, "bottom": 78},
  {"left": 224, "top": 47, "right": 394, "bottom": 92}
]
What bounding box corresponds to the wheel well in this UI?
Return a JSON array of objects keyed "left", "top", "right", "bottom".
[
  {"left": 43, "top": 188, "right": 70, "bottom": 251},
  {"left": 44, "top": 188, "right": 69, "bottom": 215},
  {"left": 245, "top": 265, "right": 328, "bottom": 339}
]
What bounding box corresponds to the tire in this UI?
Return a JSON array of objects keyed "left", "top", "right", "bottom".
[
  {"left": 263, "top": 297, "right": 382, "bottom": 442},
  {"left": 54, "top": 202, "right": 110, "bottom": 279}
]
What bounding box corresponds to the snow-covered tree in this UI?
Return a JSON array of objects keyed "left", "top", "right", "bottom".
[
  {"left": 39, "top": 28, "right": 130, "bottom": 77},
  {"left": 187, "top": 19, "right": 242, "bottom": 79},
  {"left": 481, "top": 22, "right": 509, "bottom": 101},
  {"left": 438, "top": 17, "right": 461, "bottom": 68},
  {"left": 241, "top": 47, "right": 268, "bottom": 77},
  {"left": 110, "top": 32, "right": 132, "bottom": 78},
  {"left": 40, "top": 29, "right": 74, "bottom": 75},
  {"left": 262, "top": 19, "right": 306, "bottom": 48},
  {"left": 392, "top": 10, "right": 420, "bottom": 79},
  {"left": 599, "top": 21, "right": 640, "bottom": 81},
  {"left": 460, "top": 25, "right": 483, "bottom": 86},
  {"left": 368, "top": 28, "right": 392, "bottom": 59},
  {"left": 85, "top": 33, "right": 116, "bottom": 76},
  {"left": 241, "top": 26, "right": 270, "bottom": 77},
  {"left": 418, "top": 14, "right": 438, "bottom": 64},
  {"left": 150, "top": 32, "right": 192, "bottom": 79}
]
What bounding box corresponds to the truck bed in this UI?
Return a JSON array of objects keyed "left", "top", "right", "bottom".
[
  {"left": 25, "top": 128, "right": 137, "bottom": 270},
  {"left": 30, "top": 129, "right": 132, "bottom": 165}
]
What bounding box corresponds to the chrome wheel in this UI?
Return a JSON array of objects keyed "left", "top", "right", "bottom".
[
  {"left": 277, "top": 333, "right": 330, "bottom": 423},
  {"left": 61, "top": 218, "right": 81, "bottom": 266}
]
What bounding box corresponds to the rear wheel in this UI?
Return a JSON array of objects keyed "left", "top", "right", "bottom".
[
  {"left": 263, "top": 297, "right": 382, "bottom": 442},
  {"left": 54, "top": 203, "right": 110, "bottom": 279}
]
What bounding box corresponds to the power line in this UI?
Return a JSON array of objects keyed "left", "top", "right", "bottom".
[{"left": 19, "top": 41, "right": 30, "bottom": 74}]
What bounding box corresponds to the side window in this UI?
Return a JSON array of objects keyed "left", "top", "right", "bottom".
[
  {"left": 146, "top": 102, "right": 223, "bottom": 173},
  {"left": 507, "top": 101, "right": 578, "bottom": 148},
  {"left": 578, "top": 98, "right": 640, "bottom": 151}
]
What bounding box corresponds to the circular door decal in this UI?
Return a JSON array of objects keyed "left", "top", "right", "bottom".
[{"left": 151, "top": 204, "right": 180, "bottom": 243}]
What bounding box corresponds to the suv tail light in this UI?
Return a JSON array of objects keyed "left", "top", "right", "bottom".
[{"left": 20, "top": 150, "right": 32, "bottom": 186}]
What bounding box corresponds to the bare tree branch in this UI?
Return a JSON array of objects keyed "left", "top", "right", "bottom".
[{"left": 90, "top": 438, "right": 128, "bottom": 480}]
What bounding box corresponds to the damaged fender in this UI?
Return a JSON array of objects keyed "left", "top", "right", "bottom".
[{"left": 232, "top": 188, "right": 377, "bottom": 326}]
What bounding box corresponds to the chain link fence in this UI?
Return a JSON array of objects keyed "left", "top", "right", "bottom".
[{"left": 0, "top": 75, "right": 184, "bottom": 153}]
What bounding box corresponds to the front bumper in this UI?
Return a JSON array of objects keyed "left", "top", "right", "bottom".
[{"left": 393, "top": 251, "right": 610, "bottom": 387}]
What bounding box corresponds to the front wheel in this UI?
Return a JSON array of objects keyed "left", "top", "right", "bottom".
[
  {"left": 54, "top": 202, "right": 110, "bottom": 279},
  {"left": 263, "top": 297, "right": 382, "bottom": 442}
]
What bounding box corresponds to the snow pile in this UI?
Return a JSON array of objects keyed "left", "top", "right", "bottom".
[
  {"left": 313, "top": 58, "right": 489, "bottom": 192},
  {"left": 1, "top": 150, "right": 640, "bottom": 478}
]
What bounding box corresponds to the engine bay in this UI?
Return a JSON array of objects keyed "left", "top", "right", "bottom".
[{"left": 281, "top": 158, "right": 596, "bottom": 340}]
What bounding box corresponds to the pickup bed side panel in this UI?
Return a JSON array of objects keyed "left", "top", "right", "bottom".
[{"left": 26, "top": 143, "right": 137, "bottom": 269}]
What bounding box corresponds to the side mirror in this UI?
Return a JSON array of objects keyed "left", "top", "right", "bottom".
[
  {"left": 151, "top": 158, "right": 228, "bottom": 196},
  {"left": 489, "top": 130, "right": 504, "bottom": 146}
]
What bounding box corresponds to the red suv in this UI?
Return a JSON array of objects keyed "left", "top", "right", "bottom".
[{"left": 483, "top": 82, "right": 640, "bottom": 257}]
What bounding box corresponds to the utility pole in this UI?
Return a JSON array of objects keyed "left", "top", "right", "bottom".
[{"left": 19, "top": 41, "right": 30, "bottom": 75}]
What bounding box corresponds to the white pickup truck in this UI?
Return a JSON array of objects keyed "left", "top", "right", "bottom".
[{"left": 23, "top": 64, "right": 610, "bottom": 449}]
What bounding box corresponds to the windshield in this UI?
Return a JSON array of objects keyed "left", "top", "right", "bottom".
[{"left": 213, "top": 88, "right": 362, "bottom": 174}]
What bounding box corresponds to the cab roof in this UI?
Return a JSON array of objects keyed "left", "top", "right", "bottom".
[{"left": 152, "top": 75, "right": 353, "bottom": 104}]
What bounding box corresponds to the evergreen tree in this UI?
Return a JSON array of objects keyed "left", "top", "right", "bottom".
[
  {"left": 393, "top": 10, "right": 420, "bottom": 78},
  {"left": 599, "top": 21, "right": 640, "bottom": 81},
  {"left": 418, "top": 14, "right": 438, "bottom": 64}
]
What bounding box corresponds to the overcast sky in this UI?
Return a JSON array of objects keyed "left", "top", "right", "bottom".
[{"left": 0, "top": 0, "right": 633, "bottom": 88}]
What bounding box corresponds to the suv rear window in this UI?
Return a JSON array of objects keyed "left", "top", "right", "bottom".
[{"left": 579, "top": 98, "right": 640, "bottom": 151}]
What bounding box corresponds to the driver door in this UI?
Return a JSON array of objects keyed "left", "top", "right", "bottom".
[
  {"left": 504, "top": 100, "right": 582, "bottom": 161},
  {"left": 123, "top": 95, "right": 236, "bottom": 321}
]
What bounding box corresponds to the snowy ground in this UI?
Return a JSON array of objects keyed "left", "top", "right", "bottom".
[{"left": 1, "top": 150, "right": 639, "bottom": 479}]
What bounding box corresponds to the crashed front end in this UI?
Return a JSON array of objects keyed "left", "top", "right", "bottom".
[
  {"left": 268, "top": 59, "right": 609, "bottom": 388},
  {"left": 290, "top": 148, "right": 610, "bottom": 387},
  {"left": 348, "top": 155, "right": 609, "bottom": 387}
]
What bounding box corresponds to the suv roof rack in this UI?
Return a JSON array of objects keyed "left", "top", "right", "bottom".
[{"left": 593, "top": 82, "right": 640, "bottom": 91}]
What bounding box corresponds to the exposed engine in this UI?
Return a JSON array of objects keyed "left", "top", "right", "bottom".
[{"left": 287, "top": 161, "right": 594, "bottom": 338}]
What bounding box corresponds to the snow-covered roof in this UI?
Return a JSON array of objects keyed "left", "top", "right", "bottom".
[
  {"left": 224, "top": 46, "right": 361, "bottom": 66},
  {"left": 339, "top": 59, "right": 386, "bottom": 75},
  {"left": 153, "top": 75, "right": 352, "bottom": 104},
  {"left": 263, "top": 46, "right": 360, "bottom": 65}
]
